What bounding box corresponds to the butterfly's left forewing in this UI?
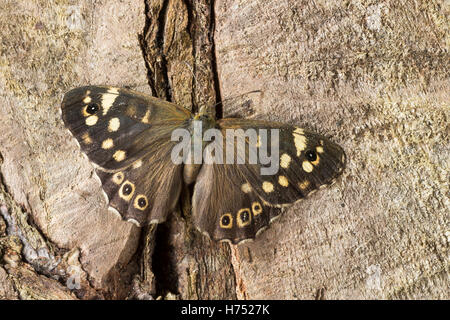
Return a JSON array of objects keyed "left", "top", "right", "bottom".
[{"left": 61, "top": 85, "right": 191, "bottom": 171}]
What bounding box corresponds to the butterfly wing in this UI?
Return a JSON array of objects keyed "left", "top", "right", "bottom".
[
  {"left": 95, "top": 152, "right": 182, "bottom": 226},
  {"left": 192, "top": 150, "right": 282, "bottom": 244},
  {"left": 218, "top": 119, "right": 346, "bottom": 206},
  {"left": 192, "top": 119, "right": 345, "bottom": 243},
  {"left": 61, "top": 86, "right": 191, "bottom": 225},
  {"left": 62, "top": 85, "right": 191, "bottom": 170}
]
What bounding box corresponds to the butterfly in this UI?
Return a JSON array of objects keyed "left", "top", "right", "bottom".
[{"left": 61, "top": 86, "right": 345, "bottom": 244}]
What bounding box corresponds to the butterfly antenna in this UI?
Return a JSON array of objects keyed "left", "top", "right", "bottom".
[
  {"left": 182, "top": 61, "right": 262, "bottom": 116},
  {"left": 182, "top": 61, "right": 200, "bottom": 89},
  {"left": 183, "top": 61, "right": 207, "bottom": 115},
  {"left": 211, "top": 90, "right": 262, "bottom": 110}
]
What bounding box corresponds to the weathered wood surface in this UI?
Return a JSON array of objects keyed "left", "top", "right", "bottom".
[{"left": 0, "top": 0, "right": 448, "bottom": 299}]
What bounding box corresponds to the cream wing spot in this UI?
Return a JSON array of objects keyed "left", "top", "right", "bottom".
[
  {"left": 83, "top": 96, "right": 92, "bottom": 104},
  {"left": 85, "top": 115, "right": 98, "bottom": 126},
  {"left": 299, "top": 180, "right": 310, "bottom": 190},
  {"left": 280, "top": 153, "right": 291, "bottom": 169},
  {"left": 293, "top": 128, "right": 307, "bottom": 156},
  {"left": 302, "top": 160, "right": 314, "bottom": 173},
  {"left": 101, "top": 138, "right": 114, "bottom": 149},
  {"left": 132, "top": 159, "right": 143, "bottom": 169},
  {"left": 113, "top": 150, "right": 126, "bottom": 162},
  {"left": 82, "top": 132, "right": 92, "bottom": 145},
  {"left": 112, "top": 172, "right": 124, "bottom": 185},
  {"left": 241, "top": 183, "right": 252, "bottom": 193},
  {"left": 101, "top": 93, "right": 118, "bottom": 115},
  {"left": 141, "top": 109, "right": 151, "bottom": 124},
  {"left": 262, "top": 181, "right": 274, "bottom": 193},
  {"left": 278, "top": 175, "right": 289, "bottom": 187},
  {"left": 108, "top": 117, "right": 120, "bottom": 132}
]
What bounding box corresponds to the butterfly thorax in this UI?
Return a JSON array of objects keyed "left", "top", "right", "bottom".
[
  {"left": 183, "top": 112, "right": 216, "bottom": 184},
  {"left": 191, "top": 112, "right": 216, "bottom": 129}
]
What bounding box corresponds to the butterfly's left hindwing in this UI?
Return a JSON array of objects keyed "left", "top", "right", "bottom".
[
  {"left": 96, "top": 151, "right": 182, "bottom": 226},
  {"left": 61, "top": 86, "right": 191, "bottom": 225}
]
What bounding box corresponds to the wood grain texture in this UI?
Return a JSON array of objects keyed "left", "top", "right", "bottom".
[
  {"left": 0, "top": 0, "right": 148, "bottom": 298},
  {"left": 0, "top": 0, "right": 448, "bottom": 300},
  {"left": 215, "top": 0, "right": 449, "bottom": 299}
]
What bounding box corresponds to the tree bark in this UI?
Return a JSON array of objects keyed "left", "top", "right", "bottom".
[{"left": 0, "top": 0, "right": 448, "bottom": 299}]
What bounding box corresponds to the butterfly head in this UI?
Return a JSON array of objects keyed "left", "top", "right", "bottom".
[{"left": 192, "top": 112, "right": 215, "bottom": 124}]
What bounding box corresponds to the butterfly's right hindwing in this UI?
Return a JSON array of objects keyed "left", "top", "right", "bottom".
[{"left": 192, "top": 160, "right": 282, "bottom": 244}]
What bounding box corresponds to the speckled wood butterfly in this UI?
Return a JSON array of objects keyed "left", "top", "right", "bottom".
[{"left": 61, "top": 86, "right": 345, "bottom": 244}]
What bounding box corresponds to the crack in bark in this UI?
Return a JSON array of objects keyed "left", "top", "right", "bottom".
[
  {"left": 209, "top": 0, "right": 223, "bottom": 119},
  {"left": 152, "top": 220, "right": 179, "bottom": 296},
  {"left": 138, "top": 0, "right": 179, "bottom": 299},
  {"left": 154, "top": 0, "right": 173, "bottom": 101},
  {"left": 139, "top": 0, "right": 173, "bottom": 101},
  {"left": 138, "top": 0, "right": 237, "bottom": 300},
  {"left": 182, "top": 0, "right": 197, "bottom": 113},
  {"left": 139, "top": 0, "right": 157, "bottom": 97}
]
